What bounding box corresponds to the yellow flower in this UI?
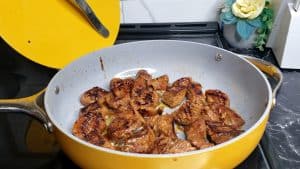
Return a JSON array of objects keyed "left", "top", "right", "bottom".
[{"left": 232, "top": 0, "right": 265, "bottom": 19}]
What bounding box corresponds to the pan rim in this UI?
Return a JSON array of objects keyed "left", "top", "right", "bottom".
[{"left": 45, "top": 40, "right": 273, "bottom": 158}]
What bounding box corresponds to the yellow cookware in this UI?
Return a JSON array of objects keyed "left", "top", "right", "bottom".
[
  {"left": 0, "top": 0, "right": 120, "bottom": 69},
  {"left": 0, "top": 40, "right": 282, "bottom": 169}
]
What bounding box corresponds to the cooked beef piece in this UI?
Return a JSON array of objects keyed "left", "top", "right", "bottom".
[
  {"left": 129, "top": 70, "right": 160, "bottom": 117},
  {"left": 116, "top": 128, "right": 155, "bottom": 153},
  {"left": 80, "top": 102, "right": 114, "bottom": 118},
  {"left": 146, "top": 114, "right": 176, "bottom": 138},
  {"left": 161, "top": 88, "right": 187, "bottom": 108},
  {"left": 205, "top": 89, "right": 230, "bottom": 106},
  {"left": 131, "top": 88, "right": 160, "bottom": 117},
  {"left": 206, "top": 121, "right": 243, "bottom": 144},
  {"left": 202, "top": 104, "right": 222, "bottom": 122},
  {"left": 189, "top": 94, "right": 206, "bottom": 114},
  {"left": 105, "top": 92, "right": 132, "bottom": 112},
  {"left": 211, "top": 105, "right": 245, "bottom": 129},
  {"left": 80, "top": 87, "right": 109, "bottom": 106},
  {"left": 131, "top": 70, "right": 152, "bottom": 94},
  {"left": 173, "top": 77, "right": 192, "bottom": 88},
  {"left": 110, "top": 78, "right": 134, "bottom": 98},
  {"left": 72, "top": 110, "right": 109, "bottom": 146},
  {"left": 173, "top": 102, "right": 202, "bottom": 125},
  {"left": 136, "top": 70, "right": 152, "bottom": 82},
  {"left": 162, "top": 77, "right": 191, "bottom": 108},
  {"left": 107, "top": 115, "right": 146, "bottom": 141},
  {"left": 185, "top": 119, "right": 213, "bottom": 149},
  {"left": 107, "top": 115, "right": 155, "bottom": 153},
  {"left": 186, "top": 82, "right": 203, "bottom": 100},
  {"left": 152, "top": 136, "right": 196, "bottom": 154},
  {"left": 150, "top": 75, "right": 169, "bottom": 91},
  {"left": 136, "top": 106, "right": 158, "bottom": 117}
]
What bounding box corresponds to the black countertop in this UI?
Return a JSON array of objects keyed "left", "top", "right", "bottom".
[{"left": 262, "top": 70, "right": 300, "bottom": 168}]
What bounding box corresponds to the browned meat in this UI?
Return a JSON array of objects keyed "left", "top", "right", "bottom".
[
  {"left": 161, "top": 88, "right": 186, "bottom": 108},
  {"left": 129, "top": 70, "right": 160, "bottom": 117},
  {"left": 80, "top": 87, "right": 109, "bottom": 106},
  {"left": 162, "top": 77, "right": 191, "bottom": 108},
  {"left": 105, "top": 92, "right": 132, "bottom": 112},
  {"left": 205, "top": 90, "right": 230, "bottom": 106},
  {"left": 146, "top": 114, "right": 176, "bottom": 138},
  {"left": 152, "top": 136, "right": 196, "bottom": 154},
  {"left": 173, "top": 102, "right": 202, "bottom": 125},
  {"left": 107, "top": 115, "right": 146, "bottom": 141},
  {"left": 206, "top": 121, "right": 243, "bottom": 144},
  {"left": 150, "top": 75, "right": 169, "bottom": 91},
  {"left": 80, "top": 102, "right": 114, "bottom": 118},
  {"left": 131, "top": 88, "right": 160, "bottom": 117},
  {"left": 110, "top": 78, "right": 134, "bottom": 98},
  {"left": 202, "top": 104, "right": 222, "bottom": 122},
  {"left": 212, "top": 105, "right": 245, "bottom": 129},
  {"left": 186, "top": 82, "right": 203, "bottom": 100},
  {"left": 184, "top": 82, "right": 208, "bottom": 122},
  {"left": 72, "top": 110, "right": 108, "bottom": 146},
  {"left": 173, "top": 77, "right": 192, "bottom": 88},
  {"left": 131, "top": 70, "right": 152, "bottom": 94},
  {"left": 116, "top": 128, "right": 155, "bottom": 153},
  {"left": 185, "top": 119, "right": 213, "bottom": 149},
  {"left": 107, "top": 115, "right": 155, "bottom": 153},
  {"left": 189, "top": 95, "right": 206, "bottom": 114}
]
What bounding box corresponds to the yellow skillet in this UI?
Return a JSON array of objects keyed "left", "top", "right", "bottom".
[{"left": 0, "top": 0, "right": 120, "bottom": 69}]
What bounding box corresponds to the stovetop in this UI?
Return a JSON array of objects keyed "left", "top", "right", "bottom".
[{"left": 0, "top": 22, "right": 299, "bottom": 169}]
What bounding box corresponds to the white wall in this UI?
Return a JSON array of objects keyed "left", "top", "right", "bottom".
[
  {"left": 120, "top": 0, "right": 285, "bottom": 24},
  {"left": 120, "top": 0, "right": 223, "bottom": 23}
]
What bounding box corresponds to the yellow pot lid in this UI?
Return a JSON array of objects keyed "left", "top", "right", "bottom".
[{"left": 0, "top": 0, "right": 120, "bottom": 69}]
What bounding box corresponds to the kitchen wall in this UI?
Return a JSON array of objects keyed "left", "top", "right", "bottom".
[
  {"left": 120, "top": 0, "right": 284, "bottom": 23},
  {"left": 120, "top": 0, "right": 224, "bottom": 23}
]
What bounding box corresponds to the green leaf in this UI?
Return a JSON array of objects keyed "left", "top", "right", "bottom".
[
  {"left": 262, "top": 16, "right": 268, "bottom": 21},
  {"left": 236, "top": 20, "right": 256, "bottom": 40}
]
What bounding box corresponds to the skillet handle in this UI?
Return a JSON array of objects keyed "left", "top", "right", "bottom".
[
  {"left": 0, "top": 90, "right": 53, "bottom": 132},
  {"left": 242, "top": 55, "right": 283, "bottom": 108}
]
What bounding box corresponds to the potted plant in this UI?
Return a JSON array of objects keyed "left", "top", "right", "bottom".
[{"left": 220, "top": 0, "right": 274, "bottom": 51}]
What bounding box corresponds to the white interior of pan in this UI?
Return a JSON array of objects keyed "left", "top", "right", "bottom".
[{"left": 45, "top": 40, "right": 272, "bottom": 155}]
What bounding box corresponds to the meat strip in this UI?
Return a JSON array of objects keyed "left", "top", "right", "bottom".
[
  {"left": 162, "top": 77, "right": 192, "bottom": 108},
  {"left": 72, "top": 109, "right": 113, "bottom": 148},
  {"left": 110, "top": 78, "right": 134, "bottom": 98},
  {"left": 185, "top": 119, "right": 213, "bottom": 149},
  {"left": 145, "top": 114, "right": 176, "bottom": 138},
  {"left": 80, "top": 87, "right": 109, "bottom": 106},
  {"left": 152, "top": 136, "right": 196, "bottom": 154},
  {"left": 206, "top": 121, "right": 243, "bottom": 144},
  {"left": 107, "top": 115, "right": 155, "bottom": 153},
  {"left": 173, "top": 101, "right": 202, "bottom": 126},
  {"left": 205, "top": 89, "right": 230, "bottom": 107},
  {"left": 150, "top": 75, "right": 169, "bottom": 91}
]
